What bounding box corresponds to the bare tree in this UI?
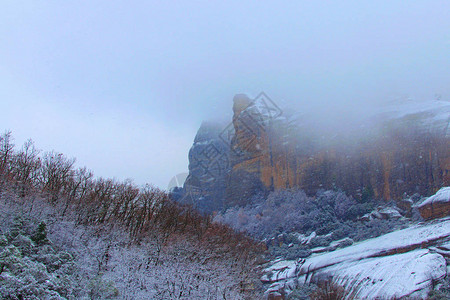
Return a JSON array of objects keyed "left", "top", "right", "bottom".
[
  {"left": 38, "top": 151, "right": 75, "bottom": 203},
  {"left": 11, "top": 139, "right": 41, "bottom": 197},
  {"left": 0, "top": 130, "right": 15, "bottom": 179}
]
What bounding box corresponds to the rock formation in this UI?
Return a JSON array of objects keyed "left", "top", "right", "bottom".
[
  {"left": 181, "top": 121, "right": 230, "bottom": 213},
  {"left": 416, "top": 187, "right": 450, "bottom": 220},
  {"left": 184, "top": 95, "right": 450, "bottom": 213}
]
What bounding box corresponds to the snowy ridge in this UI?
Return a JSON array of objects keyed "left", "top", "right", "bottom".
[
  {"left": 373, "top": 99, "right": 450, "bottom": 137},
  {"left": 380, "top": 99, "right": 450, "bottom": 122},
  {"left": 237, "top": 95, "right": 285, "bottom": 128}
]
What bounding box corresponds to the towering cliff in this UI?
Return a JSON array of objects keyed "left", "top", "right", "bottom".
[
  {"left": 180, "top": 121, "right": 231, "bottom": 213},
  {"left": 184, "top": 95, "right": 450, "bottom": 213},
  {"left": 226, "top": 93, "right": 282, "bottom": 206}
]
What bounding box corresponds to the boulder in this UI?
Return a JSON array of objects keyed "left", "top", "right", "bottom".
[
  {"left": 396, "top": 198, "right": 414, "bottom": 217},
  {"left": 415, "top": 187, "right": 450, "bottom": 220},
  {"left": 360, "top": 207, "right": 403, "bottom": 221},
  {"left": 309, "top": 238, "right": 353, "bottom": 254},
  {"left": 378, "top": 207, "right": 403, "bottom": 219}
]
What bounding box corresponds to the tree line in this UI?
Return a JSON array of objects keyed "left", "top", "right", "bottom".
[{"left": 0, "top": 131, "right": 264, "bottom": 260}]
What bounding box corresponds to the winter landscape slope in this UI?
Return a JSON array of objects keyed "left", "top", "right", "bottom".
[
  {"left": 263, "top": 188, "right": 450, "bottom": 299},
  {"left": 2, "top": 96, "right": 449, "bottom": 299},
  {"left": 0, "top": 132, "right": 264, "bottom": 299}
]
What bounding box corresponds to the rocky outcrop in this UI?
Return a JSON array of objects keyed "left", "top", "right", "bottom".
[
  {"left": 416, "top": 187, "right": 450, "bottom": 220},
  {"left": 226, "top": 95, "right": 450, "bottom": 206},
  {"left": 360, "top": 206, "right": 404, "bottom": 221},
  {"left": 184, "top": 95, "right": 450, "bottom": 212},
  {"left": 182, "top": 121, "right": 231, "bottom": 213},
  {"left": 263, "top": 217, "right": 450, "bottom": 299},
  {"left": 226, "top": 93, "right": 282, "bottom": 206}
]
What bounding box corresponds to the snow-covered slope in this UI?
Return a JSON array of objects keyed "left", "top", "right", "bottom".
[
  {"left": 327, "top": 249, "right": 445, "bottom": 299},
  {"left": 263, "top": 217, "right": 450, "bottom": 299}
]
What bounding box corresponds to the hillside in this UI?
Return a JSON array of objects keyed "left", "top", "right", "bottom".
[
  {"left": 263, "top": 214, "right": 450, "bottom": 299},
  {"left": 0, "top": 132, "right": 264, "bottom": 299}
]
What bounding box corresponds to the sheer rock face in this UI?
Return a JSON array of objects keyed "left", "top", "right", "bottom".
[
  {"left": 226, "top": 95, "right": 449, "bottom": 206},
  {"left": 226, "top": 94, "right": 272, "bottom": 206},
  {"left": 226, "top": 94, "right": 307, "bottom": 207},
  {"left": 185, "top": 95, "right": 450, "bottom": 212},
  {"left": 182, "top": 121, "right": 231, "bottom": 213}
]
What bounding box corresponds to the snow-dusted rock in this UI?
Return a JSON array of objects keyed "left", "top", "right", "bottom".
[
  {"left": 293, "top": 231, "right": 316, "bottom": 245},
  {"left": 381, "top": 99, "right": 450, "bottom": 137},
  {"left": 360, "top": 206, "right": 403, "bottom": 221},
  {"left": 416, "top": 187, "right": 450, "bottom": 220},
  {"left": 378, "top": 207, "right": 403, "bottom": 219},
  {"left": 298, "top": 219, "right": 450, "bottom": 276},
  {"left": 263, "top": 218, "right": 450, "bottom": 299},
  {"left": 328, "top": 237, "right": 353, "bottom": 250},
  {"left": 397, "top": 198, "right": 414, "bottom": 217},
  {"left": 310, "top": 238, "right": 354, "bottom": 254},
  {"left": 261, "top": 260, "right": 297, "bottom": 283},
  {"left": 439, "top": 241, "right": 450, "bottom": 251},
  {"left": 310, "top": 246, "right": 328, "bottom": 254},
  {"left": 262, "top": 259, "right": 304, "bottom": 299},
  {"left": 359, "top": 213, "right": 372, "bottom": 221}
]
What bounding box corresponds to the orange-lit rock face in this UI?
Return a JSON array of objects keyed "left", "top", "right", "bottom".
[
  {"left": 229, "top": 94, "right": 297, "bottom": 195},
  {"left": 225, "top": 95, "right": 449, "bottom": 206},
  {"left": 186, "top": 96, "right": 449, "bottom": 212}
]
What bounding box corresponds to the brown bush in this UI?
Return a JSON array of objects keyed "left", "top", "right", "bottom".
[
  {"left": 0, "top": 131, "right": 264, "bottom": 261},
  {"left": 310, "top": 280, "right": 348, "bottom": 300}
]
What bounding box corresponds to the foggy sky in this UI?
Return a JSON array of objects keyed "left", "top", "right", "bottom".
[{"left": 1, "top": 1, "right": 449, "bottom": 188}]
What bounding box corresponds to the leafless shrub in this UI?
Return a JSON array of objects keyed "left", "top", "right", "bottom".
[{"left": 310, "top": 280, "right": 349, "bottom": 300}]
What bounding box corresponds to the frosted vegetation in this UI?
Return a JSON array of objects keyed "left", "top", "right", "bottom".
[
  {"left": 215, "top": 188, "right": 414, "bottom": 259},
  {"left": 1, "top": 129, "right": 449, "bottom": 299},
  {"left": 0, "top": 131, "right": 263, "bottom": 299}
]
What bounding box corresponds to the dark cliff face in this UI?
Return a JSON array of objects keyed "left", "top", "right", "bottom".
[
  {"left": 182, "top": 121, "right": 231, "bottom": 213},
  {"left": 184, "top": 95, "right": 450, "bottom": 213}
]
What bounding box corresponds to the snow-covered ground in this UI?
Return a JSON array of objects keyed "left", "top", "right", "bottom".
[{"left": 263, "top": 216, "right": 450, "bottom": 299}]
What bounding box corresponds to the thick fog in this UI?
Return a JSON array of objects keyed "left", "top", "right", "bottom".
[{"left": 1, "top": 1, "right": 449, "bottom": 188}]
